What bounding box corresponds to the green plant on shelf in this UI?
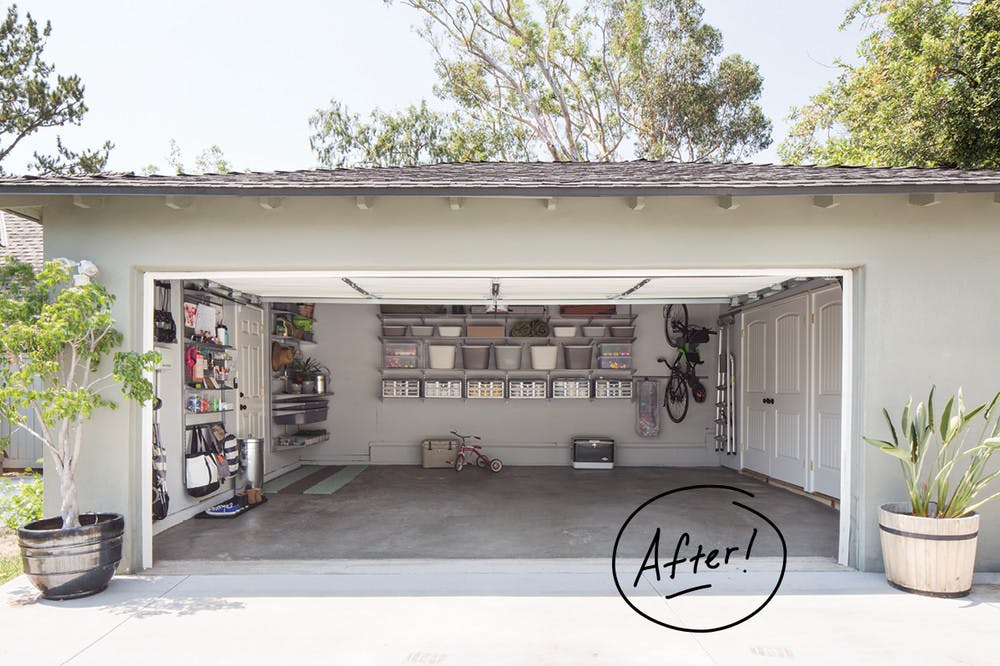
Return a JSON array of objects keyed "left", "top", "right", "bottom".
[{"left": 290, "top": 356, "right": 328, "bottom": 383}]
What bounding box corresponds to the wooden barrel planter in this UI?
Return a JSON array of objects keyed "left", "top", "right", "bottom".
[
  {"left": 878, "top": 503, "right": 980, "bottom": 597},
  {"left": 17, "top": 513, "right": 124, "bottom": 600}
]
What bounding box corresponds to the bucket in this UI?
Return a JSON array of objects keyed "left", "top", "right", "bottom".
[
  {"left": 495, "top": 345, "right": 522, "bottom": 370},
  {"left": 462, "top": 345, "right": 490, "bottom": 369},
  {"left": 564, "top": 345, "right": 593, "bottom": 369},
  {"left": 429, "top": 345, "right": 457, "bottom": 369},
  {"left": 530, "top": 345, "right": 559, "bottom": 370}
]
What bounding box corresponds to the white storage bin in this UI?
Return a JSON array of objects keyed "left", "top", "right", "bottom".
[
  {"left": 530, "top": 345, "right": 559, "bottom": 370},
  {"left": 552, "top": 326, "right": 577, "bottom": 338},
  {"left": 428, "top": 345, "right": 457, "bottom": 369},
  {"left": 437, "top": 325, "right": 462, "bottom": 337}
]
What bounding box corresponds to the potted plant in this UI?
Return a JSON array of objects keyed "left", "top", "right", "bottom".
[
  {"left": 0, "top": 258, "right": 159, "bottom": 599},
  {"left": 865, "top": 387, "right": 1000, "bottom": 597},
  {"left": 290, "top": 356, "right": 328, "bottom": 394}
]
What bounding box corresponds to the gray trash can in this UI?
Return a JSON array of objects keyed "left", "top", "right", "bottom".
[{"left": 239, "top": 438, "right": 265, "bottom": 489}]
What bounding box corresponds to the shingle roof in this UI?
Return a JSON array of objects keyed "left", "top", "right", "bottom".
[
  {"left": 0, "top": 161, "right": 998, "bottom": 197},
  {"left": 0, "top": 211, "right": 43, "bottom": 270}
]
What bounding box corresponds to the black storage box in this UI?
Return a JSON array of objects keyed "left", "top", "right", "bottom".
[{"left": 572, "top": 437, "right": 614, "bottom": 469}]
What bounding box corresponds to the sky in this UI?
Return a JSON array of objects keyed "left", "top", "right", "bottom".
[{"left": 8, "top": 0, "right": 864, "bottom": 173}]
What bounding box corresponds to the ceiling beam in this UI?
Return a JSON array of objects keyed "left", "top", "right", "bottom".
[
  {"left": 812, "top": 195, "right": 839, "bottom": 209},
  {"left": 449, "top": 196, "right": 465, "bottom": 211},
  {"left": 164, "top": 196, "right": 193, "bottom": 210},
  {"left": 716, "top": 195, "right": 739, "bottom": 210},
  {"left": 627, "top": 196, "right": 645, "bottom": 211},
  {"left": 356, "top": 196, "right": 375, "bottom": 210},
  {"left": 908, "top": 193, "right": 938, "bottom": 207},
  {"left": 258, "top": 197, "right": 284, "bottom": 210}
]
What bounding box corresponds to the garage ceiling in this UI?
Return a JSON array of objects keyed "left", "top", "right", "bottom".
[{"left": 207, "top": 272, "right": 812, "bottom": 304}]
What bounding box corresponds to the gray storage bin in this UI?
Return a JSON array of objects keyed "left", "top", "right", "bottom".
[
  {"left": 494, "top": 345, "right": 522, "bottom": 370},
  {"left": 462, "top": 345, "right": 490, "bottom": 369},
  {"left": 563, "top": 345, "right": 593, "bottom": 369}
]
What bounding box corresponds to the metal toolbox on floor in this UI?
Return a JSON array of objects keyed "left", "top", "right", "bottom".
[
  {"left": 422, "top": 439, "right": 458, "bottom": 468},
  {"left": 572, "top": 437, "right": 614, "bottom": 469}
]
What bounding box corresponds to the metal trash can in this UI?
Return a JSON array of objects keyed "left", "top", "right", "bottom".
[{"left": 239, "top": 438, "right": 265, "bottom": 489}]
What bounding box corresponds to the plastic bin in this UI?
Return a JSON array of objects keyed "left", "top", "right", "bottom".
[
  {"left": 467, "top": 324, "right": 505, "bottom": 338},
  {"left": 552, "top": 326, "right": 578, "bottom": 338},
  {"left": 462, "top": 345, "right": 490, "bottom": 369},
  {"left": 582, "top": 326, "right": 606, "bottom": 337},
  {"left": 530, "top": 345, "right": 559, "bottom": 370},
  {"left": 494, "top": 345, "right": 522, "bottom": 370},
  {"left": 382, "top": 325, "right": 407, "bottom": 337},
  {"left": 428, "top": 345, "right": 457, "bottom": 369},
  {"left": 564, "top": 345, "right": 593, "bottom": 369},
  {"left": 410, "top": 325, "right": 433, "bottom": 336},
  {"left": 437, "top": 325, "right": 462, "bottom": 337},
  {"left": 610, "top": 326, "right": 635, "bottom": 338}
]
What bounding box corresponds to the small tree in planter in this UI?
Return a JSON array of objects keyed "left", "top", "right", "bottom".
[
  {"left": 0, "top": 258, "right": 159, "bottom": 598},
  {"left": 865, "top": 387, "right": 1000, "bottom": 597}
]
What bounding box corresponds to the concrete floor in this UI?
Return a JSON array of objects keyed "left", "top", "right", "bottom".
[{"left": 154, "top": 466, "right": 838, "bottom": 563}]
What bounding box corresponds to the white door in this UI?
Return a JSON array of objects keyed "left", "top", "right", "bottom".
[
  {"left": 769, "top": 295, "right": 809, "bottom": 487},
  {"left": 810, "top": 286, "right": 843, "bottom": 498},
  {"left": 741, "top": 309, "right": 771, "bottom": 475},
  {"left": 236, "top": 304, "right": 266, "bottom": 442}
]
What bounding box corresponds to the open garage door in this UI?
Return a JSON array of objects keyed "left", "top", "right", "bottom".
[{"left": 140, "top": 268, "right": 853, "bottom": 570}]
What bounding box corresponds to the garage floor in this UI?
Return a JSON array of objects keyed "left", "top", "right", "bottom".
[{"left": 154, "top": 466, "right": 838, "bottom": 562}]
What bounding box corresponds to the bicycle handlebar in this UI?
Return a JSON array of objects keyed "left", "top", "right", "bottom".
[{"left": 449, "top": 430, "right": 481, "bottom": 440}]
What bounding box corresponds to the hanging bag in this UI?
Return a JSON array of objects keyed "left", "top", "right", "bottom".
[
  {"left": 635, "top": 379, "right": 661, "bottom": 438},
  {"left": 185, "top": 426, "right": 221, "bottom": 497},
  {"left": 210, "top": 424, "right": 240, "bottom": 477},
  {"left": 152, "top": 422, "right": 170, "bottom": 520},
  {"left": 153, "top": 282, "right": 177, "bottom": 344}
]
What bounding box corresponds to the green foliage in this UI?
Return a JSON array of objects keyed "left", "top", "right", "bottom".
[
  {"left": 310, "top": 100, "right": 532, "bottom": 167},
  {"left": 0, "top": 5, "right": 111, "bottom": 174},
  {"left": 163, "top": 139, "right": 232, "bottom": 174},
  {"left": 1, "top": 473, "right": 43, "bottom": 531},
  {"left": 313, "top": 0, "right": 770, "bottom": 165},
  {"left": 865, "top": 387, "right": 1000, "bottom": 518},
  {"left": 0, "top": 258, "right": 159, "bottom": 528},
  {"left": 780, "top": 0, "right": 1000, "bottom": 167}
]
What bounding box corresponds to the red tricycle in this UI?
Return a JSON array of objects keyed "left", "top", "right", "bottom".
[{"left": 450, "top": 430, "right": 503, "bottom": 473}]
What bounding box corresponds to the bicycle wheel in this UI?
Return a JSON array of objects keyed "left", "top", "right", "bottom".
[
  {"left": 663, "top": 304, "right": 688, "bottom": 348},
  {"left": 454, "top": 453, "right": 465, "bottom": 472},
  {"left": 490, "top": 458, "right": 503, "bottom": 473},
  {"left": 665, "top": 371, "right": 690, "bottom": 423},
  {"left": 476, "top": 455, "right": 488, "bottom": 468}
]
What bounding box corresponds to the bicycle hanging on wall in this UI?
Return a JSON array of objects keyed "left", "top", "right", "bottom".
[{"left": 658, "top": 304, "right": 716, "bottom": 424}]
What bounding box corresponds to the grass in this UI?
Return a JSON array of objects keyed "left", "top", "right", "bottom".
[{"left": 0, "top": 555, "right": 20, "bottom": 584}]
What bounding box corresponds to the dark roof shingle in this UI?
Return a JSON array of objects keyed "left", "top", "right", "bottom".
[
  {"left": 0, "top": 161, "right": 998, "bottom": 197},
  {"left": 0, "top": 211, "right": 43, "bottom": 270}
]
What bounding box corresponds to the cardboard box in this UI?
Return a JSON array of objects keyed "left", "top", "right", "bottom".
[
  {"left": 422, "top": 439, "right": 458, "bottom": 468},
  {"left": 466, "top": 324, "right": 506, "bottom": 338}
]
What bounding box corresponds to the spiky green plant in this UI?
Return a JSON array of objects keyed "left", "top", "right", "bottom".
[{"left": 865, "top": 387, "right": 1000, "bottom": 518}]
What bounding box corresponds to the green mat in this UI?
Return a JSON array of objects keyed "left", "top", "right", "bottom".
[{"left": 303, "top": 465, "right": 368, "bottom": 495}]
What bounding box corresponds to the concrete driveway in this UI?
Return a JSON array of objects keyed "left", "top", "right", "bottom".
[{"left": 2, "top": 562, "right": 998, "bottom": 665}]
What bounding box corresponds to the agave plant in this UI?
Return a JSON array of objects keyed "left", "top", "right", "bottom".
[{"left": 865, "top": 387, "right": 1000, "bottom": 518}]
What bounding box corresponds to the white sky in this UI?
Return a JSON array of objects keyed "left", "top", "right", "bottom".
[{"left": 8, "top": 0, "right": 863, "bottom": 173}]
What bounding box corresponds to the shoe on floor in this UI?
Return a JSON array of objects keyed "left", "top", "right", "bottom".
[{"left": 205, "top": 500, "right": 243, "bottom": 516}]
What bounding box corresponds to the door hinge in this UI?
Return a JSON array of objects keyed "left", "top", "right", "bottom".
[
  {"left": 741, "top": 327, "right": 746, "bottom": 338},
  {"left": 810, "top": 313, "right": 816, "bottom": 324},
  {"left": 809, "top": 461, "right": 814, "bottom": 471}
]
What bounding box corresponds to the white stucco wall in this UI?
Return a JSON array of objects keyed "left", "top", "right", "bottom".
[{"left": 24, "top": 190, "right": 1000, "bottom": 573}]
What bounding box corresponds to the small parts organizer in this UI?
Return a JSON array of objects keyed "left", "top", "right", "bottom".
[
  {"left": 382, "top": 376, "right": 632, "bottom": 400},
  {"left": 552, "top": 378, "right": 591, "bottom": 399},
  {"left": 508, "top": 379, "right": 547, "bottom": 400},
  {"left": 185, "top": 341, "right": 233, "bottom": 389},
  {"left": 598, "top": 343, "right": 632, "bottom": 370},
  {"left": 384, "top": 343, "right": 419, "bottom": 369}
]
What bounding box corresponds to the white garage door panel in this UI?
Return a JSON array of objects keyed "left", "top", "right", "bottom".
[{"left": 812, "top": 287, "right": 843, "bottom": 498}]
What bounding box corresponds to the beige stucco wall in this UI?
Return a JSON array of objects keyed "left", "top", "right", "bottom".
[{"left": 22, "top": 190, "right": 1000, "bottom": 573}]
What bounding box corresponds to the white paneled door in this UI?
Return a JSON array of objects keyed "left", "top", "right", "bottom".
[
  {"left": 236, "top": 304, "right": 266, "bottom": 442},
  {"left": 741, "top": 294, "right": 810, "bottom": 489},
  {"left": 811, "top": 286, "right": 843, "bottom": 498},
  {"left": 769, "top": 295, "right": 809, "bottom": 486}
]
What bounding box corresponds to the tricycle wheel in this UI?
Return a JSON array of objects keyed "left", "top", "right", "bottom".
[
  {"left": 454, "top": 454, "right": 465, "bottom": 472},
  {"left": 476, "top": 455, "right": 488, "bottom": 468},
  {"left": 490, "top": 458, "right": 503, "bottom": 473}
]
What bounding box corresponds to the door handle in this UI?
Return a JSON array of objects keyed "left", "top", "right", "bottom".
[
  {"left": 240, "top": 404, "right": 248, "bottom": 411},
  {"left": 239, "top": 392, "right": 245, "bottom": 398},
  {"left": 762, "top": 398, "right": 774, "bottom": 405}
]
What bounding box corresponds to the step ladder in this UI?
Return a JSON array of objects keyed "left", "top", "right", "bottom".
[{"left": 714, "top": 318, "right": 737, "bottom": 455}]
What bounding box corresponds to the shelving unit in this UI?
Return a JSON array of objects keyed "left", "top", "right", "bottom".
[{"left": 269, "top": 303, "right": 330, "bottom": 452}]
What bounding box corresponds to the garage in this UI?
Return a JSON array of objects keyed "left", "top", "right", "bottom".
[
  {"left": 144, "top": 269, "right": 846, "bottom": 568},
  {"left": 11, "top": 161, "right": 1000, "bottom": 573}
]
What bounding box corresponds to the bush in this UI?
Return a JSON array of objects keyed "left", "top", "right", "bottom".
[{"left": 1, "top": 474, "right": 43, "bottom": 530}]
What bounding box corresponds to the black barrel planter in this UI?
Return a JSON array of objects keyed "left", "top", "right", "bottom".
[{"left": 17, "top": 513, "right": 124, "bottom": 600}]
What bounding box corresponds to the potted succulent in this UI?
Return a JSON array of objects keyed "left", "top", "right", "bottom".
[
  {"left": 0, "top": 258, "right": 159, "bottom": 599},
  {"left": 865, "top": 387, "right": 1000, "bottom": 597}
]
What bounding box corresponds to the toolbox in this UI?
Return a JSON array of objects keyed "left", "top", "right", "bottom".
[
  {"left": 572, "top": 437, "right": 614, "bottom": 469},
  {"left": 422, "top": 439, "right": 458, "bottom": 468}
]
